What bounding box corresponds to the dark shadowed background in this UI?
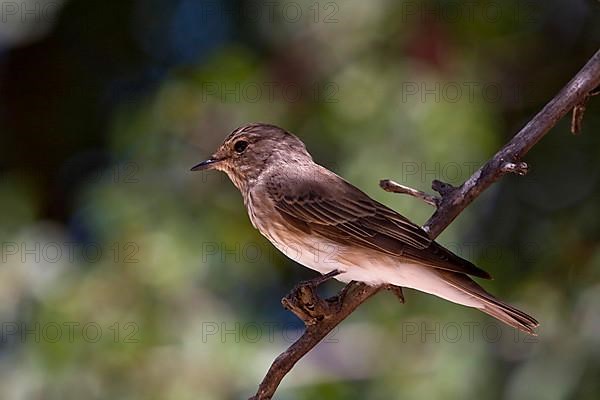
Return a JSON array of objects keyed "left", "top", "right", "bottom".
[{"left": 1, "top": 0, "right": 599, "bottom": 399}]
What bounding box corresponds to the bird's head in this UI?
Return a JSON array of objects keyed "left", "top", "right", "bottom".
[{"left": 191, "top": 123, "right": 311, "bottom": 192}]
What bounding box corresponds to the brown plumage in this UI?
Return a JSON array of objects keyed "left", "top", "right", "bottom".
[{"left": 192, "top": 123, "right": 539, "bottom": 335}]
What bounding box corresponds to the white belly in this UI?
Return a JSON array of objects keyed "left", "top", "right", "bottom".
[
  {"left": 268, "top": 233, "right": 344, "bottom": 276},
  {"left": 266, "top": 230, "right": 481, "bottom": 308}
]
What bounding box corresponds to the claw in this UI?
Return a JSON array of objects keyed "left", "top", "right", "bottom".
[
  {"left": 282, "top": 271, "right": 342, "bottom": 325},
  {"left": 385, "top": 285, "right": 405, "bottom": 304}
]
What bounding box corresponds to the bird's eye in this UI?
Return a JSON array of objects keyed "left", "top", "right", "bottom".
[{"left": 234, "top": 140, "right": 248, "bottom": 153}]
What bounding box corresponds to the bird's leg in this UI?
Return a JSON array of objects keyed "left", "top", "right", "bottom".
[
  {"left": 328, "top": 280, "right": 362, "bottom": 312},
  {"left": 282, "top": 270, "right": 341, "bottom": 325},
  {"left": 301, "top": 269, "right": 341, "bottom": 287},
  {"left": 384, "top": 284, "right": 405, "bottom": 303}
]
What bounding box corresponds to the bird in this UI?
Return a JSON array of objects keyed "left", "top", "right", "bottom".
[{"left": 191, "top": 123, "right": 539, "bottom": 335}]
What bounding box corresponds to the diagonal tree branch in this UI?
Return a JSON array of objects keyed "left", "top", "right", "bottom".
[
  {"left": 250, "top": 48, "right": 600, "bottom": 400},
  {"left": 422, "top": 49, "right": 600, "bottom": 237}
]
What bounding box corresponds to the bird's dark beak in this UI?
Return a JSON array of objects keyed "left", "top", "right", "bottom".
[{"left": 190, "top": 158, "right": 220, "bottom": 171}]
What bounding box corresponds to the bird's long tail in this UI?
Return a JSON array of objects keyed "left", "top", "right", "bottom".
[
  {"left": 479, "top": 299, "right": 539, "bottom": 336},
  {"left": 441, "top": 272, "right": 539, "bottom": 335}
]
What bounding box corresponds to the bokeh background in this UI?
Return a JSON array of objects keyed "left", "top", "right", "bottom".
[{"left": 1, "top": 0, "right": 599, "bottom": 399}]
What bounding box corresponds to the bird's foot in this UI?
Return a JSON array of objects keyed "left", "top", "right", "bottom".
[{"left": 282, "top": 270, "right": 341, "bottom": 325}]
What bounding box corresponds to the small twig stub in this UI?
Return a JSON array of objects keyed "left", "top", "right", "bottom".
[
  {"left": 431, "top": 179, "right": 456, "bottom": 197},
  {"left": 571, "top": 97, "right": 588, "bottom": 135},
  {"left": 571, "top": 87, "right": 600, "bottom": 134},
  {"left": 380, "top": 179, "right": 440, "bottom": 207},
  {"left": 501, "top": 161, "right": 529, "bottom": 176}
]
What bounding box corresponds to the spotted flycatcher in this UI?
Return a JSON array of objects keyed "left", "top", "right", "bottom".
[{"left": 192, "top": 123, "right": 538, "bottom": 335}]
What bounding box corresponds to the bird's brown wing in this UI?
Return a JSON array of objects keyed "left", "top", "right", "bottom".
[{"left": 265, "top": 170, "right": 491, "bottom": 279}]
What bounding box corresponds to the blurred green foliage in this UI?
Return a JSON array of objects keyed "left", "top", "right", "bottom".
[{"left": 0, "top": 0, "right": 599, "bottom": 399}]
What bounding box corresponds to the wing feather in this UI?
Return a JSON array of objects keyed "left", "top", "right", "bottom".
[{"left": 265, "top": 171, "right": 491, "bottom": 279}]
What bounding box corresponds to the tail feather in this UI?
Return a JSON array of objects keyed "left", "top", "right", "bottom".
[
  {"left": 481, "top": 301, "right": 539, "bottom": 336},
  {"left": 440, "top": 271, "right": 539, "bottom": 335}
]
